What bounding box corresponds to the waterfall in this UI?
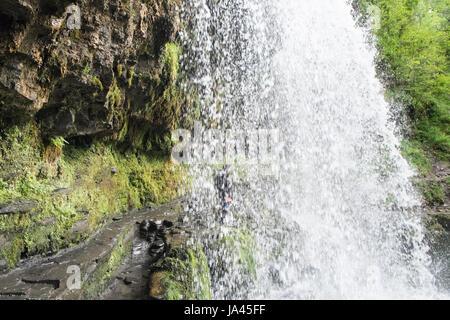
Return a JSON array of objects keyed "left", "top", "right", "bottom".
[{"left": 179, "top": 0, "right": 448, "bottom": 299}]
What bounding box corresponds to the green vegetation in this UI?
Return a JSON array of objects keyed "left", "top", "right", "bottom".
[
  {"left": 83, "top": 226, "right": 133, "bottom": 299},
  {"left": 0, "top": 123, "right": 183, "bottom": 268},
  {"left": 50, "top": 136, "right": 69, "bottom": 149},
  {"left": 355, "top": 0, "right": 449, "bottom": 161},
  {"left": 91, "top": 76, "right": 103, "bottom": 91},
  {"left": 106, "top": 78, "right": 122, "bottom": 110},
  {"left": 151, "top": 246, "right": 211, "bottom": 300},
  {"left": 70, "top": 29, "right": 82, "bottom": 41},
  {"left": 401, "top": 140, "right": 432, "bottom": 175},
  {"left": 128, "top": 68, "right": 135, "bottom": 88},
  {"left": 354, "top": 0, "right": 449, "bottom": 212},
  {"left": 117, "top": 64, "right": 124, "bottom": 77},
  {"left": 82, "top": 62, "right": 91, "bottom": 75},
  {"left": 151, "top": 42, "right": 183, "bottom": 131},
  {"left": 415, "top": 179, "right": 446, "bottom": 206},
  {"left": 123, "top": 42, "right": 184, "bottom": 153},
  {"left": 218, "top": 228, "right": 258, "bottom": 280},
  {"left": 163, "top": 43, "right": 182, "bottom": 83}
]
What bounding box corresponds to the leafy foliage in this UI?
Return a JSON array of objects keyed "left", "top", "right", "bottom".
[
  {"left": 356, "top": 0, "right": 449, "bottom": 160},
  {"left": 0, "top": 124, "right": 183, "bottom": 268}
]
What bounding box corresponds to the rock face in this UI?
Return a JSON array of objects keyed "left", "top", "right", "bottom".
[
  {"left": 0, "top": 199, "right": 39, "bottom": 215},
  {"left": 0, "top": 0, "right": 182, "bottom": 141},
  {"left": 0, "top": 0, "right": 186, "bottom": 273},
  {"left": 0, "top": 200, "right": 207, "bottom": 300}
]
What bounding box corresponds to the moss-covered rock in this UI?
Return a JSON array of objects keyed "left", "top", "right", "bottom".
[
  {"left": 149, "top": 246, "right": 211, "bottom": 300},
  {"left": 0, "top": 0, "right": 191, "bottom": 270},
  {"left": 83, "top": 225, "right": 134, "bottom": 299},
  {"left": 1, "top": 0, "right": 184, "bottom": 138},
  {"left": 0, "top": 123, "right": 184, "bottom": 270}
]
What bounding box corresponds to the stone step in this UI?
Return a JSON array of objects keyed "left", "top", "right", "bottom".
[{"left": 0, "top": 200, "right": 185, "bottom": 300}]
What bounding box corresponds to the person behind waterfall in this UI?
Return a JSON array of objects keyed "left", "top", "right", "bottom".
[{"left": 215, "top": 164, "right": 233, "bottom": 215}]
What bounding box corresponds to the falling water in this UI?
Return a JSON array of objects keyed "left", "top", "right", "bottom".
[{"left": 178, "top": 0, "right": 449, "bottom": 299}]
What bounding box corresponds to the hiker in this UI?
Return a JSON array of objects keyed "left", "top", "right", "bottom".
[{"left": 214, "top": 164, "right": 233, "bottom": 215}]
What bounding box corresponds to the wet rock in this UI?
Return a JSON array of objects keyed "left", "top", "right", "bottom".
[
  {"left": 156, "top": 220, "right": 173, "bottom": 238},
  {"left": 139, "top": 220, "right": 151, "bottom": 237},
  {"left": 52, "top": 188, "right": 72, "bottom": 194},
  {"left": 0, "top": 200, "right": 184, "bottom": 299},
  {"left": 0, "top": 199, "right": 38, "bottom": 215},
  {"left": 67, "top": 218, "right": 90, "bottom": 242},
  {"left": 162, "top": 220, "right": 174, "bottom": 230},
  {"left": 140, "top": 219, "right": 175, "bottom": 258},
  {"left": 0, "top": 259, "right": 8, "bottom": 274},
  {"left": 156, "top": 228, "right": 167, "bottom": 239},
  {"left": 149, "top": 239, "right": 165, "bottom": 257},
  {"left": 0, "top": 59, "right": 47, "bottom": 113},
  {"left": 434, "top": 214, "right": 450, "bottom": 232},
  {"left": 149, "top": 272, "right": 166, "bottom": 299},
  {"left": 139, "top": 220, "right": 158, "bottom": 240},
  {"left": 1, "top": 0, "right": 180, "bottom": 140},
  {"left": 147, "top": 233, "right": 156, "bottom": 244}
]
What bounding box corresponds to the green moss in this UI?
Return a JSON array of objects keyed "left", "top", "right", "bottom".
[
  {"left": 0, "top": 237, "right": 24, "bottom": 268},
  {"left": 119, "top": 42, "right": 186, "bottom": 153},
  {"left": 427, "top": 220, "right": 446, "bottom": 234},
  {"left": 91, "top": 76, "right": 103, "bottom": 91},
  {"left": 117, "top": 64, "right": 124, "bottom": 77},
  {"left": 162, "top": 277, "right": 183, "bottom": 299},
  {"left": 70, "top": 29, "right": 82, "bottom": 41},
  {"left": 416, "top": 180, "right": 445, "bottom": 206},
  {"left": 146, "top": 42, "right": 183, "bottom": 131},
  {"left": 83, "top": 226, "right": 132, "bottom": 299},
  {"left": 163, "top": 43, "right": 181, "bottom": 84},
  {"left": 106, "top": 78, "right": 121, "bottom": 110},
  {"left": 128, "top": 68, "right": 135, "bottom": 88},
  {"left": 82, "top": 62, "right": 91, "bottom": 75},
  {"left": 219, "top": 228, "right": 258, "bottom": 280},
  {"left": 401, "top": 140, "right": 432, "bottom": 175},
  {"left": 354, "top": 0, "right": 449, "bottom": 160},
  {"left": 117, "top": 117, "right": 129, "bottom": 143},
  {"left": 50, "top": 136, "right": 69, "bottom": 149},
  {"left": 0, "top": 124, "right": 184, "bottom": 269},
  {"left": 153, "top": 246, "right": 211, "bottom": 300},
  {"left": 188, "top": 248, "right": 211, "bottom": 300}
]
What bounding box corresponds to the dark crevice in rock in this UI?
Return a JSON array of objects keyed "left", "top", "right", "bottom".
[
  {"left": 0, "top": 291, "right": 27, "bottom": 296},
  {"left": 152, "top": 16, "right": 176, "bottom": 56},
  {"left": 21, "top": 278, "right": 60, "bottom": 289},
  {"left": 38, "top": 0, "right": 73, "bottom": 16},
  {"left": 0, "top": 0, "right": 33, "bottom": 25}
]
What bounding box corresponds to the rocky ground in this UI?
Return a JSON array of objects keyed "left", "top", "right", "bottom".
[{"left": 0, "top": 199, "right": 209, "bottom": 300}]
